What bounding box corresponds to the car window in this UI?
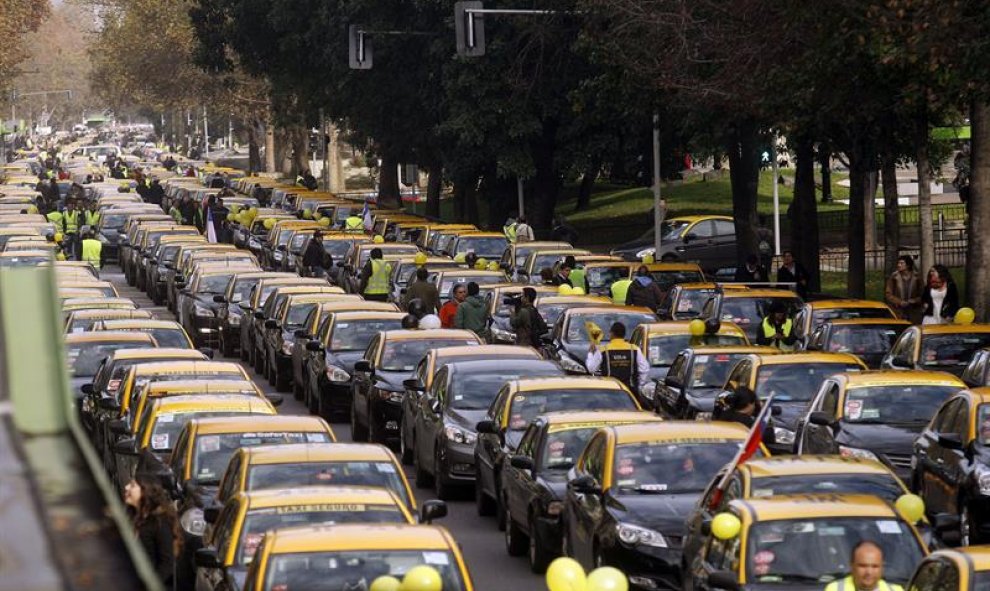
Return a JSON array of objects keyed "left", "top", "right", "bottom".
[
  {"left": 581, "top": 433, "right": 606, "bottom": 484},
  {"left": 907, "top": 559, "right": 947, "bottom": 591},
  {"left": 725, "top": 359, "right": 752, "bottom": 394},
  {"left": 219, "top": 454, "right": 242, "bottom": 502},
  {"left": 713, "top": 220, "right": 735, "bottom": 237},
  {"left": 949, "top": 398, "right": 970, "bottom": 439},
  {"left": 517, "top": 425, "right": 539, "bottom": 458},
  {"left": 689, "top": 221, "right": 715, "bottom": 239},
  {"left": 212, "top": 502, "right": 238, "bottom": 557},
  {"left": 820, "top": 382, "right": 840, "bottom": 416},
  {"left": 667, "top": 353, "right": 688, "bottom": 387},
  {"left": 932, "top": 398, "right": 962, "bottom": 433}
]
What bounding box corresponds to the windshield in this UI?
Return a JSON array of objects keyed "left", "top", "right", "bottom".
[
  {"left": 541, "top": 427, "right": 598, "bottom": 471},
  {"left": 651, "top": 270, "right": 704, "bottom": 292},
  {"left": 565, "top": 312, "right": 657, "bottom": 343},
  {"left": 247, "top": 461, "right": 409, "bottom": 507},
  {"left": 331, "top": 319, "right": 403, "bottom": 351},
  {"left": 358, "top": 246, "right": 417, "bottom": 267},
  {"left": 192, "top": 431, "right": 332, "bottom": 485},
  {"left": 0, "top": 255, "right": 49, "bottom": 266},
  {"left": 230, "top": 278, "right": 260, "bottom": 303},
  {"left": 812, "top": 307, "right": 894, "bottom": 328},
  {"left": 287, "top": 303, "right": 318, "bottom": 327},
  {"left": 612, "top": 441, "right": 742, "bottom": 493},
  {"left": 323, "top": 240, "right": 353, "bottom": 258},
  {"left": 145, "top": 328, "right": 189, "bottom": 348},
  {"left": 688, "top": 353, "right": 754, "bottom": 390},
  {"left": 453, "top": 236, "right": 507, "bottom": 258},
  {"left": 508, "top": 389, "right": 636, "bottom": 430},
  {"left": 720, "top": 297, "right": 802, "bottom": 327},
  {"left": 756, "top": 363, "right": 863, "bottom": 402},
  {"left": 746, "top": 517, "right": 924, "bottom": 584},
  {"left": 196, "top": 274, "right": 232, "bottom": 294},
  {"left": 975, "top": 574, "right": 990, "bottom": 591},
  {"left": 921, "top": 333, "right": 990, "bottom": 368},
  {"left": 531, "top": 253, "right": 571, "bottom": 272},
  {"left": 586, "top": 266, "right": 630, "bottom": 289},
  {"left": 67, "top": 342, "right": 154, "bottom": 377},
  {"left": 827, "top": 325, "right": 905, "bottom": 355},
  {"left": 674, "top": 289, "right": 717, "bottom": 318},
  {"left": 150, "top": 411, "right": 247, "bottom": 452},
  {"left": 237, "top": 505, "right": 408, "bottom": 566},
  {"left": 647, "top": 335, "right": 747, "bottom": 367},
  {"left": 750, "top": 474, "right": 904, "bottom": 501},
  {"left": 264, "top": 550, "right": 466, "bottom": 591},
  {"left": 102, "top": 214, "right": 129, "bottom": 230},
  {"left": 843, "top": 385, "right": 959, "bottom": 426},
  {"left": 379, "top": 339, "right": 478, "bottom": 372},
  {"left": 448, "top": 368, "right": 560, "bottom": 410}
]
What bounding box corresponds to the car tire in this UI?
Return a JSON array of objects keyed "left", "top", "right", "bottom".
[
  {"left": 504, "top": 501, "right": 528, "bottom": 556},
  {"left": 528, "top": 509, "right": 552, "bottom": 573},
  {"left": 475, "top": 474, "right": 496, "bottom": 516},
  {"left": 350, "top": 396, "right": 368, "bottom": 442},
  {"left": 414, "top": 447, "right": 433, "bottom": 488},
  {"left": 434, "top": 449, "right": 453, "bottom": 500}
]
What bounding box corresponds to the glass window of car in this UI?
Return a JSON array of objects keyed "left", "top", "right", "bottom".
[
  {"left": 667, "top": 353, "right": 688, "bottom": 387},
  {"left": 247, "top": 461, "right": 409, "bottom": 507},
  {"left": 920, "top": 333, "right": 990, "bottom": 370},
  {"left": 264, "top": 550, "right": 465, "bottom": 591},
  {"left": 330, "top": 318, "right": 404, "bottom": 351},
  {"left": 193, "top": 431, "right": 331, "bottom": 485},
  {"left": 962, "top": 350, "right": 989, "bottom": 386},
  {"left": 907, "top": 559, "right": 948, "bottom": 591},
  {"left": 892, "top": 329, "right": 917, "bottom": 363},
  {"left": 931, "top": 398, "right": 964, "bottom": 434},
  {"left": 842, "top": 385, "right": 960, "bottom": 426},
  {"left": 506, "top": 388, "right": 636, "bottom": 431},
  {"left": 219, "top": 454, "right": 242, "bottom": 502},
  {"left": 819, "top": 382, "right": 840, "bottom": 416},
  {"left": 379, "top": 339, "right": 479, "bottom": 372},
  {"left": 582, "top": 434, "right": 606, "bottom": 484},
  {"left": 755, "top": 363, "right": 864, "bottom": 402},
  {"left": 447, "top": 368, "right": 560, "bottom": 411},
  {"left": 210, "top": 501, "right": 238, "bottom": 556},
  {"left": 713, "top": 220, "right": 735, "bottom": 237},
  {"left": 750, "top": 473, "right": 904, "bottom": 501},
  {"left": 977, "top": 404, "right": 990, "bottom": 445},
  {"left": 611, "top": 440, "right": 742, "bottom": 493},
  {"left": 432, "top": 368, "right": 448, "bottom": 406},
  {"left": 565, "top": 312, "right": 657, "bottom": 343},
  {"left": 647, "top": 334, "right": 747, "bottom": 368},
  {"left": 829, "top": 325, "right": 904, "bottom": 355},
  {"left": 725, "top": 359, "right": 753, "bottom": 394},
  {"left": 688, "top": 221, "right": 715, "bottom": 239},
  {"left": 517, "top": 424, "right": 539, "bottom": 458},
  {"left": 949, "top": 398, "right": 970, "bottom": 439}
]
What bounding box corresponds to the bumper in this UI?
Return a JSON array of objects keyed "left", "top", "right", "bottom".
[
  {"left": 190, "top": 316, "right": 221, "bottom": 345},
  {"left": 601, "top": 542, "right": 683, "bottom": 590},
  {"left": 319, "top": 378, "right": 352, "bottom": 412},
  {"left": 370, "top": 398, "right": 403, "bottom": 439},
  {"left": 438, "top": 441, "right": 477, "bottom": 484}
]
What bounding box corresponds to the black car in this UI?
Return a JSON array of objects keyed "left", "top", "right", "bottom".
[
  {"left": 501, "top": 411, "right": 661, "bottom": 573},
  {"left": 653, "top": 347, "right": 774, "bottom": 419},
  {"left": 178, "top": 269, "right": 252, "bottom": 349},
  {"left": 961, "top": 347, "right": 990, "bottom": 388},
  {"left": 609, "top": 216, "right": 738, "bottom": 272},
  {"left": 561, "top": 422, "right": 748, "bottom": 590},
  {"left": 795, "top": 371, "right": 964, "bottom": 481},
  {"left": 212, "top": 271, "right": 278, "bottom": 357},
  {"left": 804, "top": 319, "right": 911, "bottom": 369},
  {"left": 411, "top": 359, "right": 564, "bottom": 500}
]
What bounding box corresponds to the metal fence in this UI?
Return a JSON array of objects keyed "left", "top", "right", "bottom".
[
  {"left": 815, "top": 239, "right": 968, "bottom": 273},
  {"left": 787, "top": 203, "right": 968, "bottom": 234}
]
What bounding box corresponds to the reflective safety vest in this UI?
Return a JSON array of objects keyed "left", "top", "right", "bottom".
[
  {"left": 81, "top": 238, "right": 102, "bottom": 269},
  {"left": 345, "top": 216, "right": 364, "bottom": 232},
  {"left": 168, "top": 206, "right": 183, "bottom": 223},
  {"left": 602, "top": 339, "right": 639, "bottom": 391},
  {"left": 63, "top": 210, "right": 80, "bottom": 233},
  {"left": 84, "top": 211, "right": 101, "bottom": 227},
  {"left": 761, "top": 317, "right": 795, "bottom": 350},
  {"left": 824, "top": 576, "right": 902, "bottom": 591},
  {"left": 364, "top": 259, "right": 391, "bottom": 295},
  {"left": 611, "top": 279, "right": 633, "bottom": 305},
  {"left": 46, "top": 211, "right": 63, "bottom": 225},
  {"left": 503, "top": 222, "right": 517, "bottom": 243}
]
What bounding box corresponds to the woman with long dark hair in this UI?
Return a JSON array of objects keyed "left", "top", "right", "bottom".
[
  {"left": 922, "top": 264, "right": 960, "bottom": 325},
  {"left": 124, "top": 476, "right": 181, "bottom": 588}
]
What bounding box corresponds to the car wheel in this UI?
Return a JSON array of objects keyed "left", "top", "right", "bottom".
[
  {"left": 475, "top": 472, "right": 496, "bottom": 517},
  {"left": 350, "top": 396, "right": 368, "bottom": 442},
  {"left": 414, "top": 446, "right": 433, "bottom": 488},
  {"left": 504, "top": 501, "right": 528, "bottom": 556},
  {"left": 528, "top": 509, "right": 552, "bottom": 573},
  {"left": 434, "top": 449, "right": 453, "bottom": 500},
  {"left": 400, "top": 428, "right": 414, "bottom": 465}
]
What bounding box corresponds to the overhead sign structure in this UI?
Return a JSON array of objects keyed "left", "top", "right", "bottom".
[
  {"left": 349, "top": 25, "right": 373, "bottom": 70},
  {"left": 455, "top": 1, "right": 486, "bottom": 57}
]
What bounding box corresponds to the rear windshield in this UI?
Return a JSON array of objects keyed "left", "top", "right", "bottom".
[{"left": 507, "top": 389, "right": 635, "bottom": 430}]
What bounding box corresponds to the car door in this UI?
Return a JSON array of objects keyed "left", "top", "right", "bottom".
[
  {"left": 352, "top": 335, "right": 380, "bottom": 424},
  {"left": 919, "top": 397, "right": 966, "bottom": 512},
  {"left": 681, "top": 220, "right": 716, "bottom": 267},
  {"left": 940, "top": 397, "right": 972, "bottom": 515},
  {"left": 658, "top": 352, "right": 688, "bottom": 417},
  {"left": 800, "top": 381, "right": 840, "bottom": 454},
  {"left": 476, "top": 385, "right": 510, "bottom": 499},
  {"left": 711, "top": 220, "right": 737, "bottom": 270},
  {"left": 504, "top": 424, "right": 540, "bottom": 526},
  {"left": 569, "top": 433, "right": 607, "bottom": 567},
  {"left": 417, "top": 367, "right": 447, "bottom": 469}
]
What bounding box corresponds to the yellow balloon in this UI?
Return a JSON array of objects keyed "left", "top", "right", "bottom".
[
  {"left": 641, "top": 253, "right": 655, "bottom": 264},
  {"left": 488, "top": 261, "right": 500, "bottom": 272},
  {"left": 414, "top": 252, "right": 428, "bottom": 266},
  {"left": 249, "top": 206, "right": 258, "bottom": 216},
  {"left": 571, "top": 286, "right": 585, "bottom": 295},
  {"left": 263, "top": 218, "right": 275, "bottom": 230},
  {"left": 558, "top": 284, "right": 574, "bottom": 296},
  {"left": 454, "top": 253, "right": 466, "bottom": 263},
  {"left": 474, "top": 258, "right": 487, "bottom": 270},
  {"left": 956, "top": 307, "right": 976, "bottom": 325},
  {"left": 586, "top": 567, "right": 628, "bottom": 591},
  {"left": 546, "top": 557, "right": 587, "bottom": 591},
  {"left": 374, "top": 235, "right": 385, "bottom": 244},
  {"left": 895, "top": 494, "right": 925, "bottom": 523},
  {"left": 400, "top": 565, "right": 442, "bottom": 591},
  {"left": 318, "top": 217, "right": 331, "bottom": 228},
  {"left": 27, "top": 204, "right": 38, "bottom": 214},
  {"left": 712, "top": 513, "right": 742, "bottom": 540},
  {"left": 54, "top": 232, "right": 63, "bottom": 243},
  {"left": 370, "top": 575, "right": 402, "bottom": 591},
  {"left": 314, "top": 211, "right": 324, "bottom": 220},
  {"left": 229, "top": 204, "right": 241, "bottom": 214},
  {"left": 689, "top": 318, "right": 706, "bottom": 337},
  {"left": 302, "top": 208, "right": 313, "bottom": 219}
]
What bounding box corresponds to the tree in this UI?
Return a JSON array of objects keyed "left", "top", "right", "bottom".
[{"left": 0, "top": 0, "right": 49, "bottom": 91}]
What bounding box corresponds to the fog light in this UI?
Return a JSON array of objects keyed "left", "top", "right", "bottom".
[
  {"left": 629, "top": 577, "right": 658, "bottom": 589},
  {"left": 451, "top": 463, "right": 473, "bottom": 473},
  {"left": 386, "top": 421, "right": 398, "bottom": 430}
]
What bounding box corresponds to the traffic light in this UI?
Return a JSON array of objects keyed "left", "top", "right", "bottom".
[
  {"left": 349, "top": 25, "right": 373, "bottom": 70},
  {"left": 455, "top": 2, "right": 485, "bottom": 57}
]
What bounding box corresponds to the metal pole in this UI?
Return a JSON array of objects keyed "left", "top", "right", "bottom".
[
  {"left": 320, "top": 109, "right": 330, "bottom": 191},
  {"left": 653, "top": 112, "right": 663, "bottom": 256},
  {"left": 228, "top": 114, "right": 233, "bottom": 149},
  {"left": 203, "top": 107, "right": 210, "bottom": 160},
  {"left": 517, "top": 177, "right": 525, "bottom": 218},
  {"left": 772, "top": 135, "right": 782, "bottom": 255}
]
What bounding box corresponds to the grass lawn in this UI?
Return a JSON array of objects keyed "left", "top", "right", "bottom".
[{"left": 821, "top": 267, "right": 966, "bottom": 300}]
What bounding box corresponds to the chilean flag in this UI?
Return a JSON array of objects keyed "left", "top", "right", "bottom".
[
  {"left": 206, "top": 207, "right": 217, "bottom": 243},
  {"left": 708, "top": 395, "right": 775, "bottom": 511}
]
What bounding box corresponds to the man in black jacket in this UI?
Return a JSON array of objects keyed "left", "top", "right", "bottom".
[{"left": 302, "top": 231, "right": 329, "bottom": 277}]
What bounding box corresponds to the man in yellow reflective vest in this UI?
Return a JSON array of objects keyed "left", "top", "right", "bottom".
[
  {"left": 757, "top": 301, "right": 796, "bottom": 350},
  {"left": 824, "top": 541, "right": 903, "bottom": 591},
  {"left": 610, "top": 276, "right": 633, "bottom": 305},
  {"left": 359, "top": 247, "right": 392, "bottom": 302},
  {"left": 502, "top": 215, "right": 518, "bottom": 244},
  {"left": 63, "top": 202, "right": 81, "bottom": 260},
  {"left": 345, "top": 213, "right": 364, "bottom": 233},
  {"left": 81, "top": 229, "right": 103, "bottom": 270},
  {"left": 45, "top": 207, "right": 63, "bottom": 227},
  {"left": 585, "top": 322, "right": 650, "bottom": 395},
  {"left": 84, "top": 202, "right": 101, "bottom": 229}
]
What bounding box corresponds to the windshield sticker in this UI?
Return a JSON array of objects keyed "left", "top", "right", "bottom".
[
  {"left": 306, "top": 433, "right": 329, "bottom": 443},
  {"left": 752, "top": 488, "right": 773, "bottom": 497},
  {"left": 844, "top": 400, "right": 863, "bottom": 420},
  {"left": 375, "top": 463, "right": 397, "bottom": 473},
  {"left": 617, "top": 458, "right": 635, "bottom": 476},
  {"left": 877, "top": 520, "right": 901, "bottom": 534},
  {"left": 198, "top": 435, "right": 220, "bottom": 452},
  {"left": 423, "top": 552, "right": 450, "bottom": 566},
  {"left": 151, "top": 434, "right": 169, "bottom": 449},
  {"left": 860, "top": 408, "right": 880, "bottom": 420},
  {"left": 638, "top": 483, "right": 668, "bottom": 492}
]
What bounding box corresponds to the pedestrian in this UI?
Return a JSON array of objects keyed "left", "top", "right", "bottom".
[
  {"left": 81, "top": 229, "right": 103, "bottom": 270},
  {"left": 756, "top": 225, "right": 774, "bottom": 271},
  {"left": 439, "top": 283, "right": 467, "bottom": 328},
  {"left": 551, "top": 214, "right": 578, "bottom": 245},
  {"left": 626, "top": 265, "right": 665, "bottom": 311},
  {"left": 302, "top": 231, "right": 330, "bottom": 278},
  {"left": 712, "top": 387, "right": 776, "bottom": 446},
  {"left": 178, "top": 195, "right": 197, "bottom": 227},
  {"left": 124, "top": 475, "right": 180, "bottom": 588},
  {"left": 454, "top": 281, "right": 488, "bottom": 336},
  {"left": 553, "top": 264, "right": 573, "bottom": 287},
  {"left": 63, "top": 201, "right": 81, "bottom": 260},
  {"left": 147, "top": 178, "right": 165, "bottom": 206},
  {"left": 359, "top": 247, "right": 391, "bottom": 302},
  {"left": 585, "top": 322, "right": 650, "bottom": 395},
  {"left": 884, "top": 255, "right": 924, "bottom": 324},
  {"left": 403, "top": 267, "right": 440, "bottom": 315},
  {"left": 922, "top": 264, "right": 960, "bottom": 325},
  {"left": 515, "top": 215, "right": 535, "bottom": 243},
  {"left": 776, "top": 250, "right": 810, "bottom": 299},
  {"left": 756, "top": 301, "right": 796, "bottom": 350},
  {"left": 209, "top": 197, "right": 229, "bottom": 241},
  {"left": 84, "top": 201, "right": 101, "bottom": 231},
  {"left": 734, "top": 254, "right": 769, "bottom": 283},
  {"left": 510, "top": 287, "right": 546, "bottom": 347},
  {"left": 502, "top": 213, "right": 518, "bottom": 244},
  {"left": 824, "top": 540, "right": 903, "bottom": 591}
]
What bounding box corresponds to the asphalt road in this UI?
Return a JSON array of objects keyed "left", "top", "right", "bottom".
[{"left": 105, "top": 267, "right": 546, "bottom": 591}]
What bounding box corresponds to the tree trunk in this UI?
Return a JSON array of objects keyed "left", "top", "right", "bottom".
[
  {"left": 819, "top": 145, "right": 832, "bottom": 203},
  {"left": 790, "top": 136, "right": 820, "bottom": 293},
  {"left": 881, "top": 152, "right": 901, "bottom": 278},
  {"left": 846, "top": 144, "right": 874, "bottom": 298},
  {"left": 575, "top": 159, "right": 600, "bottom": 211},
  {"left": 725, "top": 120, "right": 761, "bottom": 268},
  {"left": 530, "top": 121, "right": 561, "bottom": 235},
  {"left": 264, "top": 109, "right": 276, "bottom": 173},
  {"left": 291, "top": 126, "right": 308, "bottom": 177},
  {"left": 425, "top": 161, "right": 442, "bottom": 219},
  {"left": 378, "top": 151, "right": 401, "bottom": 209},
  {"left": 916, "top": 112, "right": 935, "bottom": 275},
  {"left": 864, "top": 170, "right": 878, "bottom": 250},
  {"left": 968, "top": 101, "right": 990, "bottom": 321},
  {"left": 247, "top": 116, "right": 262, "bottom": 174}
]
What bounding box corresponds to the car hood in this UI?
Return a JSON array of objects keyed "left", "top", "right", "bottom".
[
  {"left": 375, "top": 369, "right": 410, "bottom": 391},
  {"left": 561, "top": 342, "right": 589, "bottom": 364},
  {"left": 608, "top": 492, "right": 699, "bottom": 535},
  {"left": 836, "top": 422, "right": 924, "bottom": 453},
  {"left": 446, "top": 408, "right": 488, "bottom": 432},
  {"left": 327, "top": 350, "right": 365, "bottom": 371},
  {"left": 772, "top": 400, "right": 812, "bottom": 431}
]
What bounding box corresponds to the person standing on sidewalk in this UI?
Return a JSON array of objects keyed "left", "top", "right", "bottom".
[{"left": 884, "top": 255, "right": 924, "bottom": 324}]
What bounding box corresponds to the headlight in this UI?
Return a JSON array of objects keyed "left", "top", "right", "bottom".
[
  {"left": 376, "top": 387, "right": 403, "bottom": 402},
  {"left": 248, "top": 237, "right": 261, "bottom": 249},
  {"left": 839, "top": 445, "right": 878, "bottom": 461},
  {"left": 635, "top": 247, "right": 656, "bottom": 259},
  {"left": 546, "top": 501, "right": 564, "bottom": 516},
  {"left": 616, "top": 523, "right": 668, "bottom": 548},
  {"left": 640, "top": 381, "right": 657, "bottom": 401},
  {"left": 180, "top": 507, "right": 206, "bottom": 536},
  {"left": 194, "top": 304, "right": 214, "bottom": 317},
  {"left": 975, "top": 467, "right": 990, "bottom": 496},
  {"left": 490, "top": 326, "right": 515, "bottom": 342},
  {"left": 281, "top": 340, "right": 295, "bottom": 355},
  {"left": 444, "top": 424, "right": 477, "bottom": 445},
  {"left": 228, "top": 314, "right": 241, "bottom": 326},
  {"left": 773, "top": 426, "right": 795, "bottom": 445},
  {"left": 695, "top": 412, "right": 713, "bottom": 422},
  {"left": 325, "top": 365, "right": 351, "bottom": 382},
  {"left": 558, "top": 355, "right": 587, "bottom": 374},
  {"left": 274, "top": 251, "right": 284, "bottom": 261}
]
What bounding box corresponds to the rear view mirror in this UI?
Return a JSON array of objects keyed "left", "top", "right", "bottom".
[
  {"left": 808, "top": 411, "right": 835, "bottom": 427},
  {"left": 475, "top": 419, "right": 498, "bottom": 434},
  {"left": 510, "top": 455, "right": 534, "bottom": 471},
  {"left": 403, "top": 378, "right": 424, "bottom": 391},
  {"left": 419, "top": 500, "right": 447, "bottom": 524},
  {"left": 354, "top": 360, "right": 373, "bottom": 373}
]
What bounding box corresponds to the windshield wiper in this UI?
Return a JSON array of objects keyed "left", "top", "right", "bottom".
[{"left": 759, "top": 573, "right": 829, "bottom": 583}]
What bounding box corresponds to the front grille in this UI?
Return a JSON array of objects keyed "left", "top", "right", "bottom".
[{"left": 884, "top": 453, "right": 913, "bottom": 469}]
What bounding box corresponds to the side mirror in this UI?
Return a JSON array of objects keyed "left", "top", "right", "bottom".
[
  {"left": 306, "top": 340, "right": 324, "bottom": 352},
  {"left": 198, "top": 347, "right": 215, "bottom": 359},
  {"left": 265, "top": 393, "right": 284, "bottom": 407},
  {"left": 254, "top": 311, "right": 265, "bottom": 320},
  {"left": 889, "top": 356, "right": 911, "bottom": 369},
  {"left": 109, "top": 419, "right": 130, "bottom": 436},
  {"left": 175, "top": 280, "right": 186, "bottom": 289},
  {"left": 294, "top": 329, "right": 310, "bottom": 339},
  {"left": 114, "top": 437, "right": 138, "bottom": 455},
  {"left": 569, "top": 474, "right": 602, "bottom": 496},
  {"left": 354, "top": 360, "right": 373, "bottom": 373},
  {"left": 194, "top": 547, "right": 221, "bottom": 569},
  {"left": 418, "top": 500, "right": 448, "bottom": 524},
  {"left": 701, "top": 518, "right": 712, "bottom": 536},
  {"left": 808, "top": 411, "right": 837, "bottom": 428},
  {"left": 707, "top": 570, "right": 741, "bottom": 591},
  {"left": 510, "top": 455, "right": 534, "bottom": 471},
  {"left": 81, "top": 383, "right": 95, "bottom": 395},
  {"left": 238, "top": 301, "right": 251, "bottom": 311},
  {"left": 276, "top": 244, "right": 287, "bottom": 251},
  {"left": 403, "top": 378, "right": 424, "bottom": 392},
  {"left": 430, "top": 399, "right": 441, "bottom": 414},
  {"left": 475, "top": 419, "right": 499, "bottom": 434},
  {"left": 264, "top": 319, "right": 279, "bottom": 330},
  {"left": 98, "top": 397, "right": 121, "bottom": 412},
  {"left": 204, "top": 506, "right": 221, "bottom": 524},
  {"left": 213, "top": 295, "right": 226, "bottom": 304},
  {"left": 938, "top": 432, "right": 964, "bottom": 450}
]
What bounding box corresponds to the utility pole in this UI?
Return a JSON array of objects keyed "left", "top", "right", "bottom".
[
  {"left": 771, "top": 133, "right": 781, "bottom": 255},
  {"left": 653, "top": 112, "right": 664, "bottom": 256},
  {"left": 517, "top": 177, "right": 525, "bottom": 218},
  {"left": 203, "top": 107, "right": 210, "bottom": 160}
]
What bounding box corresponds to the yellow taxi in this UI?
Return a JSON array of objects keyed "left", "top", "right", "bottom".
[
  {"left": 906, "top": 547, "right": 990, "bottom": 590},
  {"left": 499, "top": 241, "right": 573, "bottom": 275},
  {"left": 216, "top": 443, "right": 415, "bottom": 511},
  {"left": 113, "top": 360, "right": 253, "bottom": 418},
  {"left": 93, "top": 318, "right": 195, "bottom": 349},
  {"left": 702, "top": 287, "right": 804, "bottom": 342},
  {"left": 415, "top": 223, "right": 477, "bottom": 251},
  {"left": 127, "top": 379, "right": 273, "bottom": 439},
  {"left": 642, "top": 262, "right": 706, "bottom": 292},
  {"left": 57, "top": 280, "right": 119, "bottom": 297},
  {"left": 61, "top": 297, "right": 137, "bottom": 317},
  {"left": 241, "top": 524, "right": 474, "bottom": 591},
  {"left": 792, "top": 299, "right": 897, "bottom": 346},
  {"left": 804, "top": 317, "right": 912, "bottom": 369},
  {"left": 64, "top": 308, "right": 154, "bottom": 334},
  {"left": 547, "top": 305, "right": 659, "bottom": 374},
  {"left": 658, "top": 281, "right": 739, "bottom": 320},
  {"left": 687, "top": 494, "right": 928, "bottom": 590},
  {"left": 561, "top": 421, "right": 765, "bottom": 587},
  {"left": 532, "top": 294, "right": 613, "bottom": 331},
  {"left": 566, "top": 258, "right": 636, "bottom": 297},
  {"left": 720, "top": 351, "right": 867, "bottom": 454},
  {"left": 196, "top": 487, "right": 433, "bottom": 591},
  {"left": 882, "top": 323, "right": 990, "bottom": 378},
  {"left": 58, "top": 287, "right": 114, "bottom": 302},
  {"left": 0, "top": 248, "right": 52, "bottom": 267}
]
